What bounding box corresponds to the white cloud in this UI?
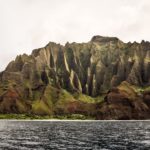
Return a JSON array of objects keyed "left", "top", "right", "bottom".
[{"left": 0, "top": 0, "right": 150, "bottom": 71}]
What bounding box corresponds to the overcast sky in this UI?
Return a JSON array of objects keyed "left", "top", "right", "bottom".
[{"left": 0, "top": 0, "right": 150, "bottom": 71}]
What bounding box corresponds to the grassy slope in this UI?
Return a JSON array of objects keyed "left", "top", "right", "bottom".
[
  {"left": 0, "top": 84, "right": 102, "bottom": 119},
  {"left": 1, "top": 80, "right": 149, "bottom": 119}
]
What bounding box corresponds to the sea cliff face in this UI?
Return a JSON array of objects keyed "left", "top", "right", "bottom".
[{"left": 0, "top": 36, "right": 150, "bottom": 119}]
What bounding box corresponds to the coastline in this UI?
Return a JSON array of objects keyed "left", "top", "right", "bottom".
[
  {"left": 0, "top": 114, "right": 150, "bottom": 121},
  {"left": 0, "top": 114, "right": 95, "bottom": 120},
  {"left": 1, "top": 120, "right": 150, "bottom": 122}
]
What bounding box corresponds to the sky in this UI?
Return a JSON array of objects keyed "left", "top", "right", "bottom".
[{"left": 0, "top": 0, "right": 150, "bottom": 71}]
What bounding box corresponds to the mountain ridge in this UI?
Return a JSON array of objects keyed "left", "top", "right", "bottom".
[{"left": 0, "top": 35, "right": 150, "bottom": 119}]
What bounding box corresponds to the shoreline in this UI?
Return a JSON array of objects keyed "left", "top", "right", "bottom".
[
  {"left": 0, "top": 119, "right": 150, "bottom": 121},
  {"left": 0, "top": 114, "right": 150, "bottom": 121}
]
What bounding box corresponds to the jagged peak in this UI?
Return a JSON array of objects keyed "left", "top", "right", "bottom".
[
  {"left": 91, "top": 35, "right": 120, "bottom": 43},
  {"left": 46, "top": 41, "right": 62, "bottom": 47},
  {"left": 31, "top": 42, "right": 63, "bottom": 57},
  {"left": 32, "top": 48, "right": 42, "bottom": 57}
]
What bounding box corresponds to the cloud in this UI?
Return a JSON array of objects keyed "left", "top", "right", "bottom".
[{"left": 0, "top": 0, "right": 150, "bottom": 71}]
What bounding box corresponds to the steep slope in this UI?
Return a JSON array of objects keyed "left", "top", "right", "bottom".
[{"left": 0, "top": 35, "right": 150, "bottom": 119}]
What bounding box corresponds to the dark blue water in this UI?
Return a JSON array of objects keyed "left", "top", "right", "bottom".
[{"left": 0, "top": 121, "right": 150, "bottom": 150}]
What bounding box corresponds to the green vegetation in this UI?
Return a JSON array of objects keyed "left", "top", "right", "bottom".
[
  {"left": 56, "top": 89, "right": 75, "bottom": 105},
  {"left": 118, "top": 81, "right": 137, "bottom": 99},
  {"left": 74, "top": 93, "right": 95, "bottom": 103},
  {"left": 54, "top": 114, "right": 95, "bottom": 120},
  {"left": 0, "top": 114, "right": 95, "bottom": 120},
  {"left": 0, "top": 114, "right": 52, "bottom": 120},
  {"left": 73, "top": 93, "right": 104, "bottom": 103},
  {"left": 128, "top": 83, "right": 150, "bottom": 94},
  {"left": 54, "top": 89, "right": 76, "bottom": 114},
  {"left": 32, "top": 100, "right": 52, "bottom": 115}
]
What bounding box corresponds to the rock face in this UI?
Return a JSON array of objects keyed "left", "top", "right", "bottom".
[
  {"left": 97, "top": 82, "right": 150, "bottom": 119},
  {"left": 0, "top": 35, "right": 150, "bottom": 119}
]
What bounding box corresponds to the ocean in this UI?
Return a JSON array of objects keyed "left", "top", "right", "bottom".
[{"left": 0, "top": 121, "right": 150, "bottom": 150}]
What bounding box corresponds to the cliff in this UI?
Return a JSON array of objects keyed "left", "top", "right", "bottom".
[{"left": 0, "top": 35, "right": 150, "bottom": 119}]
